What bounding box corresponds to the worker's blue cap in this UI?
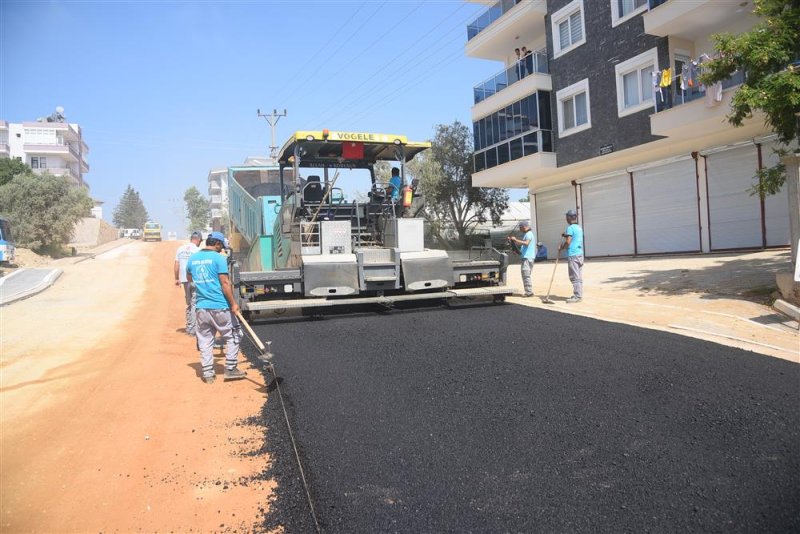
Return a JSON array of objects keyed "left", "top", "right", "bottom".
[{"left": 209, "top": 231, "right": 226, "bottom": 242}]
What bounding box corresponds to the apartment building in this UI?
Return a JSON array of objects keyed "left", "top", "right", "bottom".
[
  {"left": 466, "top": 0, "right": 792, "bottom": 257},
  {"left": 0, "top": 118, "right": 90, "bottom": 188},
  {"left": 208, "top": 167, "right": 228, "bottom": 232}
]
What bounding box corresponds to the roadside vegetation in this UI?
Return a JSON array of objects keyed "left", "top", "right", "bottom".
[
  {"left": 701, "top": 0, "right": 800, "bottom": 196},
  {"left": 0, "top": 161, "right": 93, "bottom": 255},
  {"left": 183, "top": 186, "right": 210, "bottom": 233},
  {"left": 112, "top": 185, "right": 149, "bottom": 230}
]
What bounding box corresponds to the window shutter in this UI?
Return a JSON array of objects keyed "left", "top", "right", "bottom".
[
  {"left": 569, "top": 11, "right": 582, "bottom": 43},
  {"left": 563, "top": 98, "right": 575, "bottom": 130},
  {"left": 575, "top": 92, "right": 587, "bottom": 125},
  {"left": 559, "top": 20, "right": 570, "bottom": 49}
]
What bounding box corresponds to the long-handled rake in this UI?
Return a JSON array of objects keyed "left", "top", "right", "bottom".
[
  {"left": 235, "top": 311, "right": 274, "bottom": 363},
  {"left": 541, "top": 246, "right": 561, "bottom": 304}
]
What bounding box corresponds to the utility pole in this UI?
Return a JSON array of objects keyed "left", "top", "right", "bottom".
[{"left": 257, "top": 108, "right": 287, "bottom": 163}]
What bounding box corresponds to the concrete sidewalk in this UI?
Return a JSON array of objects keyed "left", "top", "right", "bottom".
[
  {"left": 0, "top": 268, "right": 63, "bottom": 306},
  {"left": 0, "top": 239, "right": 134, "bottom": 306},
  {"left": 504, "top": 249, "right": 799, "bottom": 362}
]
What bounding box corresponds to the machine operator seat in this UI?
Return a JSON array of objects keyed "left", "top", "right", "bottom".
[{"left": 303, "top": 175, "right": 324, "bottom": 204}]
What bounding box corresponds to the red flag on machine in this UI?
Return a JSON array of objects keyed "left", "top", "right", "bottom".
[{"left": 342, "top": 141, "right": 364, "bottom": 160}]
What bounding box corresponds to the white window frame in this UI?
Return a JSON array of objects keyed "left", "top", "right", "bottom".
[
  {"left": 556, "top": 78, "right": 591, "bottom": 137},
  {"left": 610, "top": 0, "right": 648, "bottom": 27},
  {"left": 614, "top": 47, "right": 659, "bottom": 118},
  {"left": 551, "top": 0, "right": 586, "bottom": 59}
]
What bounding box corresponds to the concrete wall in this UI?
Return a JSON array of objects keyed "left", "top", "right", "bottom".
[
  {"left": 70, "top": 217, "right": 118, "bottom": 247},
  {"left": 545, "top": 0, "right": 667, "bottom": 168}
]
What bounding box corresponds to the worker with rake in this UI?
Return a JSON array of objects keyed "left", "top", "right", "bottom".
[
  {"left": 558, "top": 209, "right": 584, "bottom": 303},
  {"left": 187, "top": 231, "right": 247, "bottom": 384}
]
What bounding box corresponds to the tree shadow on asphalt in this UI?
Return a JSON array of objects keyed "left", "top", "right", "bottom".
[{"left": 599, "top": 250, "right": 792, "bottom": 303}]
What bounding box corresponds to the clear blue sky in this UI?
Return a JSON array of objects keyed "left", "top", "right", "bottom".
[{"left": 1, "top": 0, "right": 508, "bottom": 237}]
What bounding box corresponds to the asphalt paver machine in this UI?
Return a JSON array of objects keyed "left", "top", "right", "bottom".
[{"left": 229, "top": 130, "right": 512, "bottom": 315}]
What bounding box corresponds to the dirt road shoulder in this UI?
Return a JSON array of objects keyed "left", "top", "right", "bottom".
[{"left": 1, "top": 241, "right": 273, "bottom": 532}]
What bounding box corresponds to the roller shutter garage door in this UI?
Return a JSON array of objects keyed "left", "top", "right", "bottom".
[
  {"left": 534, "top": 185, "right": 575, "bottom": 259},
  {"left": 580, "top": 173, "right": 634, "bottom": 256},
  {"left": 632, "top": 158, "right": 700, "bottom": 254},
  {"left": 762, "top": 141, "right": 792, "bottom": 247},
  {"left": 705, "top": 145, "right": 762, "bottom": 250}
]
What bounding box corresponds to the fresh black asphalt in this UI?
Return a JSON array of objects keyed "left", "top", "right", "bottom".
[{"left": 246, "top": 302, "right": 800, "bottom": 533}]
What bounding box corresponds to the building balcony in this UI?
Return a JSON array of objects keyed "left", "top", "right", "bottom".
[
  {"left": 24, "top": 143, "right": 70, "bottom": 156},
  {"left": 473, "top": 128, "right": 555, "bottom": 187},
  {"left": 210, "top": 194, "right": 223, "bottom": 206},
  {"left": 473, "top": 51, "right": 548, "bottom": 105},
  {"left": 0, "top": 143, "right": 9, "bottom": 156},
  {"left": 644, "top": 0, "right": 758, "bottom": 42},
  {"left": 22, "top": 121, "right": 82, "bottom": 142},
  {"left": 650, "top": 73, "right": 766, "bottom": 144},
  {"left": 211, "top": 208, "right": 223, "bottom": 219},
  {"left": 209, "top": 181, "right": 222, "bottom": 192},
  {"left": 466, "top": 0, "right": 547, "bottom": 61},
  {"left": 0, "top": 121, "right": 8, "bottom": 130},
  {"left": 33, "top": 167, "right": 81, "bottom": 185}
]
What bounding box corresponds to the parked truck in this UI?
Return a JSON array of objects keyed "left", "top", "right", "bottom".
[{"left": 227, "top": 130, "right": 511, "bottom": 315}]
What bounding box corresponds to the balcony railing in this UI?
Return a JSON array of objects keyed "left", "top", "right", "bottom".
[
  {"left": 467, "top": 0, "right": 524, "bottom": 41},
  {"left": 653, "top": 70, "right": 745, "bottom": 113},
  {"left": 474, "top": 51, "right": 549, "bottom": 104}
]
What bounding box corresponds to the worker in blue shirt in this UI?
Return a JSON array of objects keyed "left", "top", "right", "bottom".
[
  {"left": 187, "top": 231, "right": 246, "bottom": 384},
  {"left": 558, "top": 209, "right": 584, "bottom": 303},
  {"left": 387, "top": 167, "right": 402, "bottom": 203},
  {"left": 507, "top": 220, "right": 536, "bottom": 297}
]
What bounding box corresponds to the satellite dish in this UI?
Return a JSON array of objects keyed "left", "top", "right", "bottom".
[{"left": 56, "top": 106, "right": 64, "bottom": 114}]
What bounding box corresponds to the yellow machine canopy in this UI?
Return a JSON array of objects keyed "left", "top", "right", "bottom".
[{"left": 278, "top": 130, "right": 430, "bottom": 167}]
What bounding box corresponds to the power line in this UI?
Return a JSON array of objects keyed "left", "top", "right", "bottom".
[
  {"left": 344, "top": 45, "right": 468, "bottom": 127},
  {"left": 273, "top": 0, "right": 387, "bottom": 104},
  {"left": 271, "top": 0, "right": 369, "bottom": 104},
  {"left": 312, "top": 2, "right": 474, "bottom": 126},
  {"left": 319, "top": 28, "right": 469, "bottom": 128}
]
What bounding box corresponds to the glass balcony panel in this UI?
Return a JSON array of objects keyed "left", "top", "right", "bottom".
[
  {"left": 466, "top": 0, "right": 524, "bottom": 41},
  {"left": 523, "top": 133, "right": 539, "bottom": 156},
  {"left": 542, "top": 130, "right": 553, "bottom": 152},
  {"left": 510, "top": 138, "right": 523, "bottom": 160},
  {"left": 485, "top": 147, "right": 498, "bottom": 169},
  {"left": 472, "top": 51, "right": 549, "bottom": 104}
]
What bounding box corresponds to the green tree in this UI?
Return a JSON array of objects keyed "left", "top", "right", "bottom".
[
  {"left": 112, "top": 185, "right": 149, "bottom": 228},
  {"left": 413, "top": 121, "right": 509, "bottom": 247},
  {"left": 183, "top": 186, "right": 210, "bottom": 233},
  {"left": 0, "top": 172, "right": 93, "bottom": 251},
  {"left": 700, "top": 0, "right": 800, "bottom": 196},
  {"left": 0, "top": 159, "right": 32, "bottom": 187}
]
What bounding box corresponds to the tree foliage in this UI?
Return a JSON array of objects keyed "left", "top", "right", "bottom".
[
  {"left": 112, "top": 185, "right": 149, "bottom": 229},
  {"left": 700, "top": 0, "right": 800, "bottom": 196},
  {"left": 0, "top": 172, "right": 93, "bottom": 251},
  {"left": 412, "top": 121, "right": 509, "bottom": 246},
  {"left": 183, "top": 186, "right": 210, "bottom": 233},
  {"left": 0, "top": 159, "right": 32, "bottom": 187}
]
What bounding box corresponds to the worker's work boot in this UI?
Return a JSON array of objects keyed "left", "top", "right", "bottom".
[
  {"left": 202, "top": 375, "right": 216, "bottom": 384},
  {"left": 224, "top": 367, "right": 247, "bottom": 381}
]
